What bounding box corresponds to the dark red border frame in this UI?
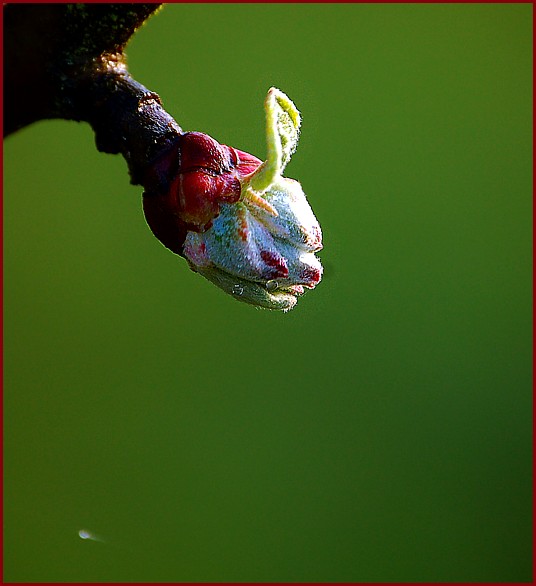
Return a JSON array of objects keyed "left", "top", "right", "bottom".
[{"left": 1, "top": 1, "right": 533, "bottom": 585}]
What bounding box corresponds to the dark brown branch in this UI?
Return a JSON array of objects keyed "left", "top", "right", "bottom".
[
  {"left": 65, "top": 55, "right": 182, "bottom": 187},
  {"left": 4, "top": 3, "right": 182, "bottom": 189}
]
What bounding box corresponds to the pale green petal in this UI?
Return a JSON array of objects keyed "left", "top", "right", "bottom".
[{"left": 194, "top": 266, "right": 298, "bottom": 311}]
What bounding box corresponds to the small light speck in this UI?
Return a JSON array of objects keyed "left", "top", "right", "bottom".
[{"left": 78, "top": 529, "right": 105, "bottom": 543}]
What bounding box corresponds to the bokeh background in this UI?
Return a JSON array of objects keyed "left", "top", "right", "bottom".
[{"left": 4, "top": 3, "right": 532, "bottom": 582}]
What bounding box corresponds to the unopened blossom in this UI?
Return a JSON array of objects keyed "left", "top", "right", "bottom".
[{"left": 143, "top": 88, "right": 323, "bottom": 311}]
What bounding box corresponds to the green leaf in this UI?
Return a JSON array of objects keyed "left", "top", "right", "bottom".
[{"left": 248, "top": 87, "right": 301, "bottom": 193}]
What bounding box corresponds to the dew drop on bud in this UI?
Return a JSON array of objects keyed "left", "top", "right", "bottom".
[
  {"left": 266, "top": 280, "right": 279, "bottom": 292},
  {"left": 232, "top": 284, "right": 244, "bottom": 296}
]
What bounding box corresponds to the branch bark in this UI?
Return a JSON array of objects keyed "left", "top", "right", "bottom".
[{"left": 4, "top": 3, "right": 182, "bottom": 188}]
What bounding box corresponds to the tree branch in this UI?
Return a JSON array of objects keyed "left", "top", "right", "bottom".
[
  {"left": 4, "top": 3, "right": 181, "bottom": 189},
  {"left": 3, "top": 4, "right": 325, "bottom": 310}
]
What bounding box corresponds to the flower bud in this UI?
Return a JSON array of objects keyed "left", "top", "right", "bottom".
[{"left": 143, "top": 88, "right": 323, "bottom": 311}]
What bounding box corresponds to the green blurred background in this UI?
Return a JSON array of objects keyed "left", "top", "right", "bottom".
[{"left": 4, "top": 3, "right": 532, "bottom": 582}]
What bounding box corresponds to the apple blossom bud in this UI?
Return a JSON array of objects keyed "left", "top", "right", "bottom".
[{"left": 143, "top": 88, "right": 323, "bottom": 311}]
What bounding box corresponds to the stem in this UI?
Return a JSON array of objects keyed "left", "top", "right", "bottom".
[
  {"left": 4, "top": 3, "right": 182, "bottom": 189},
  {"left": 67, "top": 54, "right": 183, "bottom": 187}
]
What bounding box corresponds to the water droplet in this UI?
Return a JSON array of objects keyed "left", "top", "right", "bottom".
[
  {"left": 266, "top": 280, "right": 279, "bottom": 292},
  {"left": 232, "top": 284, "right": 244, "bottom": 296},
  {"left": 78, "top": 529, "right": 105, "bottom": 543}
]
